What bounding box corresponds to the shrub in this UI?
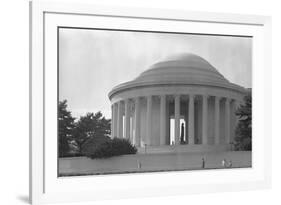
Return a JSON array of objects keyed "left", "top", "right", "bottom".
[
  {"left": 110, "top": 138, "right": 137, "bottom": 156},
  {"left": 81, "top": 135, "right": 111, "bottom": 156},
  {"left": 84, "top": 138, "right": 137, "bottom": 159},
  {"left": 234, "top": 137, "right": 252, "bottom": 151}
]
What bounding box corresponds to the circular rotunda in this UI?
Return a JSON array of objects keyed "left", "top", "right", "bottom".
[{"left": 108, "top": 53, "right": 247, "bottom": 153}]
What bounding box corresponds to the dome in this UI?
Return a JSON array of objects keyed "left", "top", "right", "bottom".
[
  {"left": 135, "top": 53, "right": 227, "bottom": 84},
  {"left": 109, "top": 53, "right": 246, "bottom": 99}
]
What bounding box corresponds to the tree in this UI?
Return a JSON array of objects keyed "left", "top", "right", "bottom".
[
  {"left": 58, "top": 100, "right": 75, "bottom": 157},
  {"left": 234, "top": 92, "right": 252, "bottom": 151},
  {"left": 73, "top": 112, "right": 111, "bottom": 153}
]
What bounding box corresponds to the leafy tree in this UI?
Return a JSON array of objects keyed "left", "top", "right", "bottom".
[
  {"left": 234, "top": 92, "right": 252, "bottom": 151},
  {"left": 73, "top": 112, "right": 111, "bottom": 153},
  {"left": 58, "top": 100, "right": 75, "bottom": 157}
]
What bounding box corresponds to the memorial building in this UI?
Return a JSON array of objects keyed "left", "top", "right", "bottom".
[{"left": 108, "top": 53, "right": 247, "bottom": 152}]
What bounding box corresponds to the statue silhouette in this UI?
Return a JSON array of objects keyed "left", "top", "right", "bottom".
[{"left": 180, "top": 123, "right": 185, "bottom": 144}]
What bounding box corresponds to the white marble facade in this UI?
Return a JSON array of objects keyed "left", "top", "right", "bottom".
[{"left": 108, "top": 53, "right": 246, "bottom": 151}]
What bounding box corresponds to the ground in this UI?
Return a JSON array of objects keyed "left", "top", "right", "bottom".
[{"left": 59, "top": 151, "right": 251, "bottom": 176}]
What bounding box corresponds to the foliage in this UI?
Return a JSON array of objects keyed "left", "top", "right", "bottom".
[
  {"left": 58, "top": 100, "right": 76, "bottom": 157},
  {"left": 73, "top": 112, "right": 111, "bottom": 153},
  {"left": 81, "top": 134, "right": 111, "bottom": 156},
  {"left": 84, "top": 138, "right": 137, "bottom": 159},
  {"left": 234, "top": 92, "right": 252, "bottom": 151},
  {"left": 58, "top": 99, "right": 111, "bottom": 157}
]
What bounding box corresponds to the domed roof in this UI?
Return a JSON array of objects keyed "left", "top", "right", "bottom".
[
  {"left": 135, "top": 53, "right": 227, "bottom": 84},
  {"left": 109, "top": 53, "right": 246, "bottom": 99}
]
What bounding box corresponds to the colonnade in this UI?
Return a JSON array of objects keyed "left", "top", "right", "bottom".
[{"left": 111, "top": 94, "right": 238, "bottom": 147}]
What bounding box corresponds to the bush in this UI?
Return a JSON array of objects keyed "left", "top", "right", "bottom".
[
  {"left": 84, "top": 138, "right": 137, "bottom": 159},
  {"left": 110, "top": 138, "right": 137, "bottom": 156},
  {"left": 234, "top": 137, "right": 252, "bottom": 151},
  {"left": 81, "top": 135, "right": 111, "bottom": 156}
]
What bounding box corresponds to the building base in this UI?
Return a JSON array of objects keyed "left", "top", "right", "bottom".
[{"left": 137, "top": 144, "right": 232, "bottom": 154}]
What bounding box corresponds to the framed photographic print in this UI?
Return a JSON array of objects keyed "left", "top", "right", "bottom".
[{"left": 30, "top": 0, "right": 272, "bottom": 204}]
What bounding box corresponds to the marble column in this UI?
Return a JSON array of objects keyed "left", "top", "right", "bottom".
[
  {"left": 133, "top": 97, "right": 140, "bottom": 146},
  {"left": 214, "top": 96, "right": 220, "bottom": 145},
  {"left": 124, "top": 99, "right": 130, "bottom": 139},
  {"left": 113, "top": 103, "right": 118, "bottom": 138},
  {"left": 146, "top": 96, "right": 152, "bottom": 145},
  {"left": 202, "top": 95, "right": 208, "bottom": 145},
  {"left": 111, "top": 105, "right": 114, "bottom": 138},
  {"left": 160, "top": 95, "right": 167, "bottom": 145},
  {"left": 188, "top": 94, "right": 195, "bottom": 145},
  {"left": 165, "top": 100, "right": 170, "bottom": 145},
  {"left": 130, "top": 116, "right": 134, "bottom": 143},
  {"left": 117, "top": 101, "right": 123, "bottom": 138},
  {"left": 225, "top": 98, "right": 231, "bottom": 144},
  {"left": 174, "top": 95, "right": 180, "bottom": 145}
]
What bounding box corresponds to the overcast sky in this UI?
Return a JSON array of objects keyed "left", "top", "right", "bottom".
[{"left": 59, "top": 28, "right": 252, "bottom": 119}]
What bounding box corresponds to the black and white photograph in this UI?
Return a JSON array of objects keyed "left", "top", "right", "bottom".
[
  {"left": 1, "top": 0, "right": 275, "bottom": 204},
  {"left": 58, "top": 27, "right": 252, "bottom": 177}
]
